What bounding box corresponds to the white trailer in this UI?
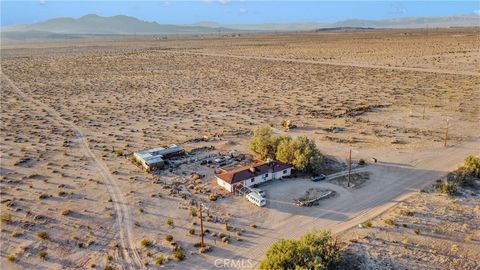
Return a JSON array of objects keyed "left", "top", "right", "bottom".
[{"left": 246, "top": 192, "right": 266, "bottom": 207}]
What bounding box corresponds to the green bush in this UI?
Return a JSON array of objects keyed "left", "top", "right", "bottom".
[
  {"left": 173, "top": 247, "right": 185, "bottom": 261},
  {"left": 165, "top": 235, "right": 173, "bottom": 242},
  {"left": 362, "top": 220, "right": 373, "bottom": 228},
  {"left": 399, "top": 209, "right": 414, "bottom": 216},
  {"left": 438, "top": 181, "right": 457, "bottom": 195},
  {"left": 166, "top": 219, "right": 174, "bottom": 227},
  {"left": 37, "top": 231, "right": 48, "bottom": 239},
  {"left": 7, "top": 254, "right": 15, "bottom": 262},
  {"left": 189, "top": 229, "right": 195, "bottom": 235},
  {"left": 463, "top": 155, "right": 480, "bottom": 176},
  {"left": 114, "top": 148, "right": 124, "bottom": 157},
  {"left": 383, "top": 218, "right": 396, "bottom": 226},
  {"left": 288, "top": 136, "right": 324, "bottom": 173},
  {"left": 414, "top": 228, "right": 420, "bottom": 235},
  {"left": 249, "top": 125, "right": 277, "bottom": 160},
  {"left": 199, "top": 245, "right": 212, "bottom": 253},
  {"left": 1, "top": 212, "right": 12, "bottom": 223},
  {"left": 104, "top": 265, "right": 113, "bottom": 270},
  {"left": 259, "top": 230, "right": 342, "bottom": 270},
  {"left": 38, "top": 251, "right": 47, "bottom": 259},
  {"left": 140, "top": 238, "right": 153, "bottom": 248},
  {"left": 155, "top": 256, "right": 166, "bottom": 265},
  {"left": 439, "top": 156, "right": 480, "bottom": 191}
]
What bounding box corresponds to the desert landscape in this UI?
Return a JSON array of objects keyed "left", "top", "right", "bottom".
[
  {"left": 340, "top": 163, "right": 480, "bottom": 270},
  {"left": 1, "top": 26, "right": 479, "bottom": 270}
]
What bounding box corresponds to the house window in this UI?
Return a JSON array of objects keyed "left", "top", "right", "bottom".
[
  {"left": 283, "top": 170, "right": 287, "bottom": 174},
  {"left": 251, "top": 178, "right": 255, "bottom": 183}
]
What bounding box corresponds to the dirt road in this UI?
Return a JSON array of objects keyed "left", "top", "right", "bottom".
[
  {"left": 1, "top": 74, "right": 144, "bottom": 270},
  {"left": 159, "top": 50, "right": 480, "bottom": 77}
]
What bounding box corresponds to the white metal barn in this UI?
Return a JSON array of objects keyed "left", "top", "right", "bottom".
[{"left": 133, "top": 145, "right": 184, "bottom": 170}]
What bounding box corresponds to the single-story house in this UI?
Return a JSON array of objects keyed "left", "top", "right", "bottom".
[
  {"left": 215, "top": 160, "right": 292, "bottom": 193},
  {"left": 133, "top": 145, "right": 185, "bottom": 170}
]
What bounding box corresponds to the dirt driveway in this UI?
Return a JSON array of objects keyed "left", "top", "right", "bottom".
[{"left": 260, "top": 178, "right": 351, "bottom": 215}]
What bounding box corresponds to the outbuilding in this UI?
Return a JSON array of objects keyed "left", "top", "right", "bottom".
[{"left": 133, "top": 145, "right": 185, "bottom": 171}]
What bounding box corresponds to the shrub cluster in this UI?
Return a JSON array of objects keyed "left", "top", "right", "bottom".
[
  {"left": 249, "top": 125, "right": 323, "bottom": 173},
  {"left": 173, "top": 247, "right": 185, "bottom": 261},
  {"left": 140, "top": 238, "right": 153, "bottom": 248},
  {"left": 259, "top": 230, "right": 342, "bottom": 270},
  {"left": 438, "top": 155, "right": 479, "bottom": 195}
]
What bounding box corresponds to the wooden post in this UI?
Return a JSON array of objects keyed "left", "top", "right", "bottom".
[
  {"left": 198, "top": 203, "right": 205, "bottom": 247},
  {"left": 348, "top": 148, "right": 352, "bottom": 188},
  {"left": 444, "top": 119, "right": 449, "bottom": 147},
  {"left": 422, "top": 105, "right": 425, "bottom": 120}
]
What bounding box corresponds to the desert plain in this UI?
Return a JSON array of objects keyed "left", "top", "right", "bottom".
[{"left": 1, "top": 27, "right": 479, "bottom": 269}]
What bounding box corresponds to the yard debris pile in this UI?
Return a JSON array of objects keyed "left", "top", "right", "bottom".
[
  {"left": 323, "top": 126, "right": 345, "bottom": 133},
  {"left": 343, "top": 104, "right": 390, "bottom": 117},
  {"left": 295, "top": 188, "right": 335, "bottom": 207},
  {"left": 281, "top": 119, "right": 297, "bottom": 130},
  {"left": 184, "top": 135, "right": 219, "bottom": 143}
]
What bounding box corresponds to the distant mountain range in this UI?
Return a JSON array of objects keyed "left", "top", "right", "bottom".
[
  {"left": 327, "top": 15, "right": 480, "bottom": 29},
  {"left": 194, "top": 15, "right": 479, "bottom": 31},
  {"left": 1, "top": 14, "right": 479, "bottom": 40},
  {"left": 1, "top": 14, "right": 236, "bottom": 35}
]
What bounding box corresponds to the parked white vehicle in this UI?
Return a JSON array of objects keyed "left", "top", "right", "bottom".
[
  {"left": 251, "top": 188, "right": 266, "bottom": 198},
  {"left": 246, "top": 192, "right": 266, "bottom": 207}
]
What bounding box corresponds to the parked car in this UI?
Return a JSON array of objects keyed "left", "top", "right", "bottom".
[
  {"left": 251, "top": 188, "right": 266, "bottom": 198},
  {"left": 311, "top": 174, "right": 326, "bottom": 182}
]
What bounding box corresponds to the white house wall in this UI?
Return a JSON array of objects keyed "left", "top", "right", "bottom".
[
  {"left": 216, "top": 177, "right": 232, "bottom": 192},
  {"left": 274, "top": 168, "right": 291, "bottom": 179},
  {"left": 216, "top": 167, "right": 292, "bottom": 193}
]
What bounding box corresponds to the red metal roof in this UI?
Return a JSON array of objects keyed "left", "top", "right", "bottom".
[{"left": 215, "top": 160, "right": 292, "bottom": 184}]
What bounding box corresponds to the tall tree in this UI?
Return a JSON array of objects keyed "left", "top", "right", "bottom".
[
  {"left": 260, "top": 230, "right": 342, "bottom": 270},
  {"left": 249, "top": 125, "right": 275, "bottom": 160}
]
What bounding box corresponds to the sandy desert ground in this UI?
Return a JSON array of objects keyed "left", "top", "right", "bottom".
[
  {"left": 1, "top": 28, "right": 479, "bottom": 269},
  {"left": 340, "top": 178, "right": 480, "bottom": 270}
]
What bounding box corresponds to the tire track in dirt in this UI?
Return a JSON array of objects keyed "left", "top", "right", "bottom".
[
  {"left": 1, "top": 73, "right": 144, "bottom": 270},
  {"left": 157, "top": 50, "right": 479, "bottom": 77}
]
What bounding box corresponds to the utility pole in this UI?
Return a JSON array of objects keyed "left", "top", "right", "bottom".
[
  {"left": 444, "top": 119, "right": 449, "bottom": 147},
  {"left": 198, "top": 202, "right": 205, "bottom": 247},
  {"left": 347, "top": 148, "right": 352, "bottom": 188}
]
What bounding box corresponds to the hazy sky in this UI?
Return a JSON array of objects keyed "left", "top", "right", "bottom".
[{"left": 1, "top": 1, "right": 479, "bottom": 26}]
